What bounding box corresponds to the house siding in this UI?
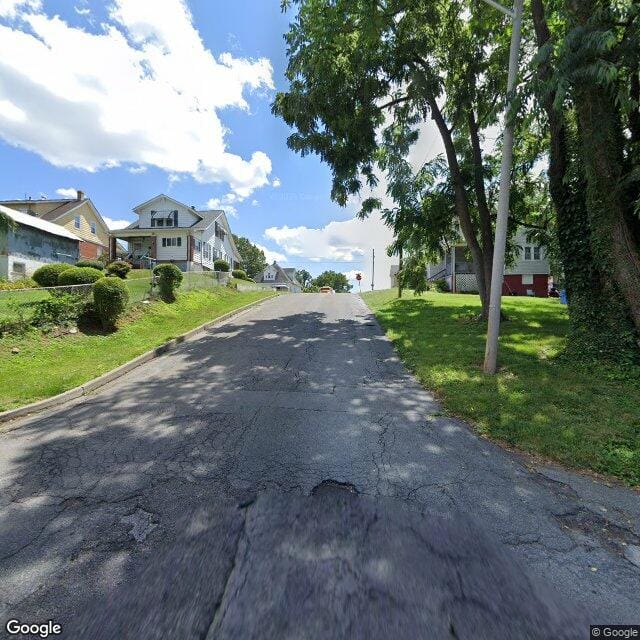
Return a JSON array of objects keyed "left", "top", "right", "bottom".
[
  {"left": 56, "top": 201, "right": 109, "bottom": 249},
  {"left": 1, "top": 225, "right": 78, "bottom": 280}
]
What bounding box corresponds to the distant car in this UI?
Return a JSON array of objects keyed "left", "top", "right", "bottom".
[{"left": 319, "top": 286, "right": 334, "bottom": 294}]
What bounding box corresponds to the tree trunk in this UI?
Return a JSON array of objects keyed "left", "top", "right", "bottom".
[
  {"left": 531, "top": 0, "right": 640, "bottom": 361},
  {"left": 428, "top": 96, "right": 490, "bottom": 318},
  {"left": 567, "top": 0, "right": 640, "bottom": 334},
  {"left": 397, "top": 246, "right": 403, "bottom": 298}
]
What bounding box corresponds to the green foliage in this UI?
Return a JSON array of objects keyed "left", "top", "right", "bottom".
[
  {"left": 233, "top": 235, "right": 267, "bottom": 280},
  {"left": 32, "top": 263, "right": 73, "bottom": 287},
  {"left": 432, "top": 279, "right": 449, "bottom": 293},
  {"left": 93, "top": 277, "right": 130, "bottom": 329},
  {"left": 0, "top": 278, "right": 37, "bottom": 290},
  {"left": 153, "top": 263, "right": 183, "bottom": 302},
  {"left": 232, "top": 269, "right": 248, "bottom": 280},
  {"left": 75, "top": 260, "right": 104, "bottom": 271},
  {"left": 106, "top": 261, "right": 132, "bottom": 279},
  {"left": 295, "top": 269, "right": 312, "bottom": 288},
  {"left": 31, "top": 293, "right": 84, "bottom": 327},
  {"left": 313, "top": 271, "right": 352, "bottom": 293},
  {"left": 57, "top": 266, "right": 104, "bottom": 286},
  {"left": 213, "top": 259, "right": 230, "bottom": 273}
]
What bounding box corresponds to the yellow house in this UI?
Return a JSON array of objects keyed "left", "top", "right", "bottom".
[{"left": 1, "top": 190, "right": 110, "bottom": 259}]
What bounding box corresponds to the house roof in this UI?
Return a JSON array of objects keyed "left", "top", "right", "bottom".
[
  {"left": 258, "top": 262, "right": 298, "bottom": 285},
  {"left": 0, "top": 204, "right": 81, "bottom": 241},
  {"left": 1, "top": 196, "right": 111, "bottom": 235}
]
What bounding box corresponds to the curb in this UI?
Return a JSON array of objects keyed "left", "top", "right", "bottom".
[{"left": 0, "top": 293, "right": 276, "bottom": 426}]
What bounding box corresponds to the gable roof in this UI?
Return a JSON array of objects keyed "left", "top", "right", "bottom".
[
  {"left": 259, "top": 262, "right": 298, "bottom": 285},
  {"left": 1, "top": 196, "right": 111, "bottom": 235},
  {"left": 0, "top": 204, "right": 81, "bottom": 241},
  {"left": 132, "top": 193, "right": 203, "bottom": 217}
]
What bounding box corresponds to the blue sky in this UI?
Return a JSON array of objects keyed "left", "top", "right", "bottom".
[{"left": 0, "top": 0, "right": 396, "bottom": 287}]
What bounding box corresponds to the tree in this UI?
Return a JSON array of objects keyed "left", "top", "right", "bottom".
[
  {"left": 313, "top": 271, "right": 352, "bottom": 293},
  {"left": 233, "top": 235, "right": 267, "bottom": 280},
  {"left": 274, "top": 0, "right": 516, "bottom": 319},
  {"left": 295, "top": 269, "right": 313, "bottom": 288}
]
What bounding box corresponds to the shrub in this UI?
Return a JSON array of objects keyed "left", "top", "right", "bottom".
[
  {"left": 106, "top": 261, "right": 132, "bottom": 279},
  {"left": 232, "top": 269, "right": 247, "bottom": 280},
  {"left": 32, "top": 263, "right": 73, "bottom": 287},
  {"left": 0, "top": 278, "right": 37, "bottom": 290},
  {"left": 75, "top": 259, "right": 104, "bottom": 271},
  {"left": 57, "top": 266, "right": 104, "bottom": 286},
  {"left": 93, "top": 277, "right": 130, "bottom": 329},
  {"left": 214, "top": 259, "right": 230, "bottom": 272},
  {"left": 432, "top": 279, "right": 450, "bottom": 293},
  {"left": 153, "top": 263, "right": 183, "bottom": 302},
  {"left": 31, "top": 293, "right": 85, "bottom": 326}
]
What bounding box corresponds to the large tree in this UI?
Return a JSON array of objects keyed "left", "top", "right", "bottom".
[
  {"left": 313, "top": 270, "right": 353, "bottom": 293},
  {"left": 233, "top": 235, "right": 267, "bottom": 280},
  {"left": 274, "top": 0, "right": 515, "bottom": 319}
]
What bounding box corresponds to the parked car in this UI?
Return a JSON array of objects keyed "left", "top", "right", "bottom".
[{"left": 319, "top": 286, "right": 334, "bottom": 294}]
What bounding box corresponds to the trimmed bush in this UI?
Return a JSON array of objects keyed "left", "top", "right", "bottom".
[
  {"left": 75, "top": 260, "right": 104, "bottom": 271},
  {"left": 214, "top": 259, "right": 230, "bottom": 272},
  {"left": 93, "top": 277, "right": 130, "bottom": 329},
  {"left": 153, "top": 263, "right": 183, "bottom": 302},
  {"left": 57, "top": 266, "right": 104, "bottom": 286},
  {"left": 32, "top": 263, "right": 73, "bottom": 287},
  {"left": 432, "top": 279, "right": 450, "bottom": 293},
  {"left": 106, "top": 261, "right": 132, "bottom": 279},
  {"left": 232, "top": 269, "right": 248, "bottom": 280}
]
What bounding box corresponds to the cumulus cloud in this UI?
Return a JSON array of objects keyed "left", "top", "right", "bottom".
[
  {"left": 0, "top": 0, "right": 274, "bottom": 197},
  {"left": 207, "top": 193, "right": 239, "bottom": 217},
  {"left": 272, "top": 177, "right": 281, "bottom": 188},
  {"left": 255, "top": 243, "right": 287, "bottom": 264},
  {"left": 103, "top": 216, "right": 131, "bottom": 230},
  {"left": 55, "top": 187, "right": 78, "bottom": 198},
  {"left": 264, "top": 214, "right": 395, "bottom": 287}
]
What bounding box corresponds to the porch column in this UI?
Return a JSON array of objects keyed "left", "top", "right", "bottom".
[
  {"left": 109, "top": 236, "right": 116, "bottom": 261},
  {"left": 188, "top": 235, "right": 194, "bottom": 262},
  {"left": 150, "top": 236, "right": 157, "bottom": 260}
]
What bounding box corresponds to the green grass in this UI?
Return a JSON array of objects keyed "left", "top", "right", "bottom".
[
  {"left": 0, "top": 288, "right": 273, "bottom": 413},
  {"left": 363, "top": 290, "right": 640, "bottom": 486}
]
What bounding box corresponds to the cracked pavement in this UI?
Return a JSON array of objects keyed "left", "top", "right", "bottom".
[{"left": 0, "top": 293, "right": 638, "bottom": 638}]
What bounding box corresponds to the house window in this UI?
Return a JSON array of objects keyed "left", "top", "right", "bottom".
[
  {"left": 156, "top": 218, "right": 164, "bottom": 227},
  {"left": 522, "top": 274, "right": 534, "bottom": 285},
  {"left": 195, "top": 239, "right": 201, "bottom": 252},
  {"left": 90, "top": 221, "right": 96, "bottom": 235},
  {"left": 533, "top": 246, "right": 541, "bottom": 260},
  {"left": 74, "top": 215, "right": 81, "bottom": 229},
  {"left": 524, "top": 246, "right": 532, "bottom": 260},
  {"left": 12, "top": 262, "right": 26, "bottom": 275},
  {"left": 162, "top": 237, "right": 182, "bottom": 248}
]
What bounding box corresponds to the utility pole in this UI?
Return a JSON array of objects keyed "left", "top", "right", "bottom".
[
  {"left": 371, "top": 248, "right": 375, "bottom": 291},
  {"left": 482, "top": 0, "right": 524, "bottom": 375}
]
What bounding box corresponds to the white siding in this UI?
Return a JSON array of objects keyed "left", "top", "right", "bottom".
[
  {"left": 156, "top": 235, "right": 187, "bottom": 261},
  {"left": 135, "top": 197, "right": 200, "bottom": 229},
  {"left": 505, "top": 230, "right": 550, "bottom": 276}
]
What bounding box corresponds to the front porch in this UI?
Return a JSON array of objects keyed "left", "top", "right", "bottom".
[{"left": 109, "top": 230, "right": 198, "bottom": 272}]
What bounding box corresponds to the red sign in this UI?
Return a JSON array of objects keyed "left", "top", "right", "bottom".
[{"left": 355, "top": 273, "right": 362, "bottom": 281}]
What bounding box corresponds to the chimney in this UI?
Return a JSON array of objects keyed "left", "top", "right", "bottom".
[{"left": 77, "top": 190, "right": 84, "bottom": 201}]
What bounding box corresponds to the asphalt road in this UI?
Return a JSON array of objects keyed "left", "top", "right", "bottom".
[{"left": 1, "top": 293, "right": 638, "bottom": 638}]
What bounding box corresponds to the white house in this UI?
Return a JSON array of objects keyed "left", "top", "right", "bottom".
[
  {"left": 110, "top": 194, "right": 242, "bottom": 272},
  {"left": 426, "top": 228, "right": 551, "bottom": 297},
  {"left": 257, "top": 262, "right": 302, "bottom": 292}
]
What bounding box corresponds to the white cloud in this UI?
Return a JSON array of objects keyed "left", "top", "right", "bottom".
[
  {"left": 265, "top": 214, "right": 394, "bottom": 287},
  {"left": 74, "top": 6, "right": 90, "bottom": 16},
  {"left": 272, "top": 177, "right": 281, "bottom": 188},
  {"left": 127, "top": 165, "right": 147, "bottom": 174},
  {"left": 55, "top": 187, "right": 78, "bottom": 198},
  {"left": 0, "top": 0, "right": 40, "bottom": 18},
  {"left": 103, "top": 216, "right": 131, "bottom": 230},
  {"left": 251, "top": 199, "right": 259, "bottom": 207},
  {"left": 207, "top": 193, "right": 238, "bottom": 217},
  {"left": 255, "top": 243, "right": 287, "bottom": 264},
  {"left": 0, "top": 0, "right": 274, "bottom": 198}
]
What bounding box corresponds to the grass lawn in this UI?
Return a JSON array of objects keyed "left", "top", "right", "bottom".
[
  {"left": 363, "top": 290, "right": 640, "bottom": 486},
  {"left": 0, "top": 288, "right": 274, "bottom": 413}
]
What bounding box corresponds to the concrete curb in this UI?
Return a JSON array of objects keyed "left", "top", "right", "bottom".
[{"left": 0, "top": 293, "right": 276, "bottom": 426}]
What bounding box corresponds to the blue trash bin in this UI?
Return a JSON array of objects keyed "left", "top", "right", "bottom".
[{"left": 559, "top": 289, "right": 568, "bottom": 305}]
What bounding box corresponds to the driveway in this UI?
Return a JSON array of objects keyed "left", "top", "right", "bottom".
[{"left": 0, "top": 293, "right": 638, "bottom": 638}]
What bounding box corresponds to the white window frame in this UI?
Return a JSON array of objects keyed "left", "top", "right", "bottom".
[
  {"left": 74, "top": 215, "right": 81, "bottom": 229},
  {"left": 524, "top": 246, "right": 532, "bottom": 261},
  {"left": 90, "top": 221, "right": 97, "bottom": 235},
  {"left": 522, "top": 274, "right": 534, "bottom": 285}
]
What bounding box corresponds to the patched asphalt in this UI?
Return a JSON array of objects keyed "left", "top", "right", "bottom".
[{"left": 1, "top": 293, "right": 638, "bottom": 638}]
